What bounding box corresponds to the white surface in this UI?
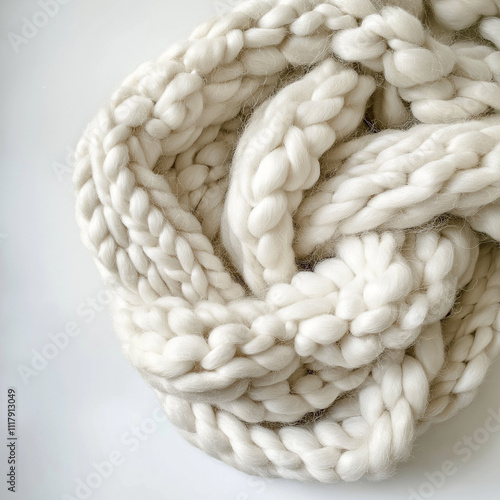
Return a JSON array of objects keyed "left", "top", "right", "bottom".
[{"left": 1, "top": 1, "right": 500, "bottom": 499}]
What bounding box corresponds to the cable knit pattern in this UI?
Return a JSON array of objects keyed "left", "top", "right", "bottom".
[{"left": 73, "top": 0, "right": 500, "bottom": 482}]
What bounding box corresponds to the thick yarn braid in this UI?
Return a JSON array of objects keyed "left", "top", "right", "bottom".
[{"left": 73, "top": 0, "right": 500, "bottom": 482}]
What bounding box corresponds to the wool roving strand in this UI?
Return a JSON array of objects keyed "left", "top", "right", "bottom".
[{"left": 73, "top": 0, "right": 500, "bottom": 482}]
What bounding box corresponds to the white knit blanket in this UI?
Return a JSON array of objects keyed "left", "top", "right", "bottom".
[{"left": 73, "top": 0, "right": 500, "bottom": 482}]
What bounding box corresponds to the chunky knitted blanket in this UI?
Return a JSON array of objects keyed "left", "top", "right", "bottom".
[{"left": 73, "top": 0, "right": 500, "bottom": 482}]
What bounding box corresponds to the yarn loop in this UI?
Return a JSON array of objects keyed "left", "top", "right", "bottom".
[{"left": 74, "top": 0, "right": 500, "bottom": 482}]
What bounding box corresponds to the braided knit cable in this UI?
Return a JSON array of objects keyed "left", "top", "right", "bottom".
[{"left": 73, "top": 0, "right": 500, "bottom": 482}]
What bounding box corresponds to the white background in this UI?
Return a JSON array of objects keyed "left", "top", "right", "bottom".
[{"left": 1, "top": 1, "right": 500, "bottom": 499}]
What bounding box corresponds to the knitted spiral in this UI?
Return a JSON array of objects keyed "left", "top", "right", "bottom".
[{"left": 73, "top": 0, "right": 500, "bottom": 482}]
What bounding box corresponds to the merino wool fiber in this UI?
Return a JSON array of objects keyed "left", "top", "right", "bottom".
[{"left": 73, "top": 0, "right": 500, "bottom": 482}]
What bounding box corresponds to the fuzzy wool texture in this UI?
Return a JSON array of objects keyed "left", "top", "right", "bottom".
[{"left": 73, "top": 0, "right": 500, "bottom": 483}]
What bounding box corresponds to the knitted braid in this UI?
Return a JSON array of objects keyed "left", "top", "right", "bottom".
[{"left": 73, "top": 0, "right": 500, "bottom": 482}]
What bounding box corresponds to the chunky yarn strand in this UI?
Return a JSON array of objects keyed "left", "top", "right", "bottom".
[{"left": 73, "top": 0, "right": 500, "bottom": 482}]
